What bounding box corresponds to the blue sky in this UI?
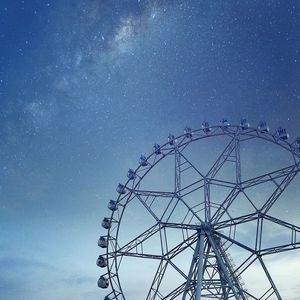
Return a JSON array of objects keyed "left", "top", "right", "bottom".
[{"left": 0, "top": 1, "right": 300, "bottom": 299}]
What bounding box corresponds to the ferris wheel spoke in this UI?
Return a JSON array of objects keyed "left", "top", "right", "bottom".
[
  {"left": 128, "top": 186, "right": 203, "bottom": 224},
  {"left": 174, "top": 176, "right": 237, "bottom": 198},
  {"left": 214, "top": 230, "right": 256, "bottom": 254},
  {"left": 215, "top": 212, "right": 258, "bottom": 229},
  {"left": 161, "top": 282, "right": 187, "bottom": 300},
  {"left": 259, "top": 241, "right": 300, "bottom": 256},
  {"left": 211, "top": 186, "right": 241, "bottom": 224},
  {"left": 168, "top": 260, "right": 188, "bottom": 280},
  {"left": 116, "top": 223, "right": 161, "bottom": 254},
  {"left": 128, "top": 188, "right": 176, "bottom": 198},
  {"left": 178, "top": 151, "right": 206, "bottom": 179},
  {"left": 177, "top": 178, "right": 205, "bottom": 197},
  {"left": 257, "top": 255, "right": 283, "bottom": 300},
  {"left": 169, "top": 194, "right": 203, "bottom": 224},
  {"left": 115, "top": 224, "right": 199, "bottom": 262},
  {"left": 259, "top": 169, "right": 299, "bottom": 215},
  {"left": 165, "top": 231, "right": 199, "bottom": 259},
  {"left": 174, "top": 148, "right": 207, "bottom": 216},
  {"left": 207, "top": 178, "right": 237, "bottom": 189},
  {"left": 128, "top": 189, "right": 175, "bottom": 222},
  {"left": 258, "top": 214, "right": 300, "bottom": 256},
  {"left": 241, "top": 162, "right": 300, "bottom": 189},
  {"left": 216, "top": 212, "right": 300, "bottom": 257},
  {"left": 146, "top": 259, "right": 169, "bottom": 300},
  {"left": 212, "top": 163, "right": 300, "bottom": 224},
  {"left": 233, "top": 253, "right": 258, "bottom": 278},
  {"left": 206, "top": 135, "right": 239, "bottom": 179},
  {"left": 115, "top": 252, "right": 164, "bottom": 260},
  {"left": 144, "top": 229, "right": 200, "bottom": 299},
  {"left": 160, "top": 222, "right": 199, "bottom": 231}
]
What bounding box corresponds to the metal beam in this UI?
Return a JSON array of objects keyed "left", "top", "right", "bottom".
[{"left": 195, "top": 231, "right": 205, "bottom": 300}]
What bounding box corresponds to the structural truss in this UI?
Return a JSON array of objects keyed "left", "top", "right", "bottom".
[{"left": 97, "top": 120, "right": 300, "bottom": 300}]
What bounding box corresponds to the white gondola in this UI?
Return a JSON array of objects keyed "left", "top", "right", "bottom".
[
  {"left": 220, "top": 118, "right": 230, "bottom": 128},
  {"left": 202, "top": 121, "right": 211, "bottom": 134},
  {"left": 184, "top": 126, "right": 192, "bottom": 138},
  {"left": 116, "top": 183, "right": 126, "bottom": 194},
  {"left": 276, "top": 127, "right": 289, "bottom": 140},
  {"left": 153, "top": 143, "right": 161, "bottom": 155},
  {"left": 98, "top": 236, "right": 108, "bottom": 248},
  {"left": 98, "top": 276, "right": 109, "bottom": 289},
  {"left": 240, "top": 118, "right": 250, "bottom": 130},
  {"left": 168, "top": 134, "right": 176, "bottom": 145},
  {"left": 139, "top": 155, "right": 148, "bottom": 166},
  {"left": 108, "top": 200, "right": 117, "bottom": 211},
  {"left": 96, "top": 255, "right": 107, "bottom": 268},
  {"left": 258, "top": 121, "right": 269, "bottom": 132},
  {"left": 102, "top": 218, "right": 111, "bottom": 229}
]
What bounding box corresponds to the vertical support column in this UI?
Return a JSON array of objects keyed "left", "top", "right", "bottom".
[
  {"left": 207, "top": 233, "right": 241, "bottom": 300},
  {"left": 204, "top": 180, "right": 211, "bottom": 223},
  {"left": 255, "top": 215, "right": 263, "bottom": 252},
  {"left": 146, "top": 259, "right": 169, "bottom": 300},
  {"left": 195, "top": 230, "right": 205, "bottom": 300},
  {"left": 182, "top": 236, "right": 200, "bottom": 300},
  {"left": 159, "top": 225, "right": 168, "bottom": 255}
]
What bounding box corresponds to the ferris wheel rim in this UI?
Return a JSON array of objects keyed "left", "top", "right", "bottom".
[{"left": 110, "top": 124, "right": 300, "bottom": 241}]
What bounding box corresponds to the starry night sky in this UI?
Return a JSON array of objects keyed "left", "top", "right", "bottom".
[{"left": 0, "top": 1, "right": 300, "bottom": 300}]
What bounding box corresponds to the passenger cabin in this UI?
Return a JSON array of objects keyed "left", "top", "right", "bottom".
[
  {"left": 202, "top": 121, "right": 211, "bottom": 134},
  {"left": 139, "top": 155, "right": 148, "bottom": 166},
  {"left": 127, "top": 168, "right": 136, "bottom": 180},
  {"left": 277, "top": 127, "right": 289, "bottom": 140},
  {"left": 116, "top": 184, "right": 126, "bottom": 194},
  {"left": 96, "top": 255, "right": 107, "bottom": 268},
  {"left": 184, "top": 127, "right": 192, "bottom": 138},
  {"left": 258, "top": 121, "right": 269, "bottom": 132},
  {"left": 98, "top": 276, "right": 109, "bottom": 289},
  {"left": 153, "top": 143, "right": 161, "bottom": 155},
  {"left": 168, "top": 134, "right": 176, "bottom": 145},
  {"left": 98, "top": 236, "right": 108, "bottom": 248},
  {"left": 102, "top": 218, "right": 111, "bottom": 229},
  {"left": 220, "top": 118, "right": 230, "bottom": 128},
  {"left": 108, "top": 200, "right": 117, "bottom": 211},
  {"left": 240, "top": 118, "right": 250, "bottom": 130}
]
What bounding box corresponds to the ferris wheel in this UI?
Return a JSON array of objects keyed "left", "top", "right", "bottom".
[{"left": 97, "top": 119, "right": 300, "bottom": 300}]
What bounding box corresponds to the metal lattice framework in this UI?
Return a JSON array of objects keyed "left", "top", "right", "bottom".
[{"left": 97, "top": 120, "right": 300, "bottom": 300}]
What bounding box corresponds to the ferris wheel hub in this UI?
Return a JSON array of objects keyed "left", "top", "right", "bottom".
[{"left": 199, "top": 222, "right": 212, "bottom": 232}]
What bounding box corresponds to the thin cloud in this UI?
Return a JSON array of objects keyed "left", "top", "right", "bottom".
[
  {"left": 0, "top": 256, "right": 56, "bottom": 271},
  {"left": 62, "top": 274, "right": 95, "bottom": 285}
]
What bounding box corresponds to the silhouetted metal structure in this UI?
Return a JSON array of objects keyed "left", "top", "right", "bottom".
[{"left": 97, "top": 119, "right": 300, "bottom": 300}]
